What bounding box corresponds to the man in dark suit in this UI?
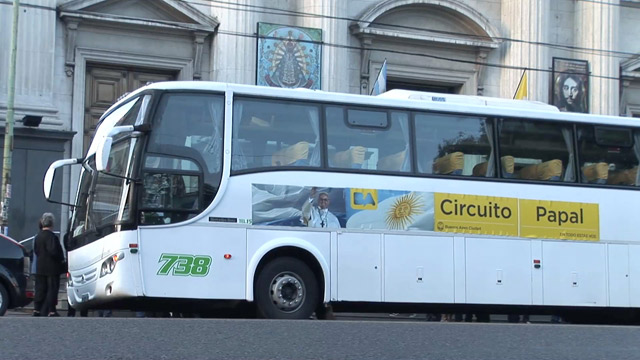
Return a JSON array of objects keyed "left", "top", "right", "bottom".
[{"left": 33, "top": 213, "right": 64, "bottom": 317}]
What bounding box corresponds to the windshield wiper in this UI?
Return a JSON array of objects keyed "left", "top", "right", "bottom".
[
  {"left": 47, "top": 199, "right": 77, "bottom": 208},
  {"left": 100, "top": 171, "right": 141, "bottom": 183}
]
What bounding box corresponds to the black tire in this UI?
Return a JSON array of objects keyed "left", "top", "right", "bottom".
[
  {"left": 255, "top": 257, "right": 319, "bottom": 319},
  {"left": 0, "top": 282, "right": 9, "bottom": 316}
]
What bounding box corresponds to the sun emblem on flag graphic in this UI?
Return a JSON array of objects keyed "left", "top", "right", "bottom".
[{"left": 386, "top": 193, "right": 424, "bottom": 230}]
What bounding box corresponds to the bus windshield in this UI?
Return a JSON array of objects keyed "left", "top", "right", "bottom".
[{"left": 71, "top": 138, "right": 137, "bottom": 244}]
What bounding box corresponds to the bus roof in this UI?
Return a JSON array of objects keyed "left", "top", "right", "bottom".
[
  {"left": 113, "top": 81, "right": 640, "bottom": 128},
  {"left": 378, "top": 89, "right": 559, "bottom": 112}
]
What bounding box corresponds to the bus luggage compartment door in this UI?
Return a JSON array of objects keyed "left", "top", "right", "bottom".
[
  {"left": 337, "top": 233, "right": 381, "bottom": 302},
  {"left": 608, "top": 244, "right": 630, "bottom": 307},
  {"left": 384, "top": 234, "right": 454, "bottom": 303},
  {"left": 465, "top": 238, "right": 532, "bottom": 305},
  {"left": 542, "top": 241, "right": 606, "bottom": 306}
]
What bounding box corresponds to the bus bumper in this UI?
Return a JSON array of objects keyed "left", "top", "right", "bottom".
[{"left": 67, "top": 251, "right": 137, "bottom": 309}]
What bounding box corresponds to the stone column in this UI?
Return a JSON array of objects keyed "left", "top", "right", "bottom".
[
  {"left": 575, "top": 0, "right": 620, "bottom": 115},
  {"left": 210, "top": 0, "right": 257, "bottom": 84},
  {"left": 500, "top": 0, "right": 550, "bottom": 101},
  {"left": 297, "top": 0, "right": 348, "bottom": 93}
]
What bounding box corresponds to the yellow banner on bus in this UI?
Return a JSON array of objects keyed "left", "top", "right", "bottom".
[
  {"left": 520, "top": 199, "right": 599, "bottom": 241},
  {"left": 434, "top": 193, "right": 518, "bottom": 236}
]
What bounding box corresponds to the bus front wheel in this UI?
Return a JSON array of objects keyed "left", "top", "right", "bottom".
[{"left": 255, "top": 257, "right": 319, "bottom": 319}]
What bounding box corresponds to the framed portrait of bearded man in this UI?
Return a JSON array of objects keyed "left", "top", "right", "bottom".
[
  {"left": 551, "top": 58, "right": 589, "bottom": 113},
  {"left": 256, "top": 23, "right": 322, "bottom": 90}
]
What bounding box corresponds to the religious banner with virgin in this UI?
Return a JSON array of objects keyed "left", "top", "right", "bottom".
[{"left": 256, "top": 23, "right": 322, "bottom": 90}]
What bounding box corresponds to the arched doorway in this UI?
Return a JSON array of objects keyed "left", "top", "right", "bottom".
[{"left": 352, "top": 0, "right": 501, "bottom": 95}]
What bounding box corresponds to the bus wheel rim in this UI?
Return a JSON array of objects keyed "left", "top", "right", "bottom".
[{"left": 270, "top": 272, "right": 305, "bottom": 312}]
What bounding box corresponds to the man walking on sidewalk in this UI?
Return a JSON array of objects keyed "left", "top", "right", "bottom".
[{"left": 33, "top": 213, "right": 64, "bottom": 317}]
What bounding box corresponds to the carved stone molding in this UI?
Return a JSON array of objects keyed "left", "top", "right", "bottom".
[
  {"left": 620, "top": 73, "right": 639, "bottom": 116},
  {"left": 64, "top": 19, "right": 80, "bottom": 77},
  {"left": 621, "top": 56, "right": 640, "bottom": 79},
  {"left": 193, "top": 31, "right": 209, "bottom": 80},
  {"left": 354, "top": 33, "right": 374, "bottom": 94},
  {"left": 360, "top": 78, "right": 369, "bottom": 95},
  {"left": 58, "top": 0, "right": 218, "bottom": 80},
  {"left": 475, "top": 50, "right": 489, "bottom": 95}
]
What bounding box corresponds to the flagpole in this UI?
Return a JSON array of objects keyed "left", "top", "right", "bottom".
[{"left": 1, "top": 0, "right": 20, "bottom": 235}]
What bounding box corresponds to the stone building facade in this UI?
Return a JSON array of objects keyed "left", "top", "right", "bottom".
[{"left": 0, "top": 0, "right": 639, "bottom": 239}]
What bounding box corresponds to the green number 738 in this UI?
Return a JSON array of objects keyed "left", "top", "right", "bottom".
[{"left": 157, "top": 253, "right": 212, "bottom": 277}]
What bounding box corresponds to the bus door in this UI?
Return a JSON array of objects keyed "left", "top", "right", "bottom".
[{"left": 135, "top": 92, "right": 243, "bottom": 299}]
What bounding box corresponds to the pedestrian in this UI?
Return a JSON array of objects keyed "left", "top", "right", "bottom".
[
  {"left": 33, "top": 213, "right": 65, "bottom": 317},
  {"left": 551, "top": 315, "right": 563, "bottom": 323},
  {"left": 454, "top": 313, "right": 474, "bottom": 322},
  {"left": 97, "top": 309, "right": 113, "bottom": 317},
  {"left": 508, "top": 314, "right": 530, "bottom": 323},
  {"left": 66, "top": 300, "right": 88, "bottom": 317}
]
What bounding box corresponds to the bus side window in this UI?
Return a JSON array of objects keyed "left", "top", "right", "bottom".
[
  {"left": 326, "top": 106, "right": 369, "bottom": 169},
  {"left": 414, "top": 114, "right": 493, "bottom": 177},
  {"left": 378, "top": 112, "right": 411, "bottom": 172},
  {"left": 577, "top": 125, "right": 640, "bottom": 186},
  {"left": 232, "top": 98, "right": 320, "bottom": 171},
  {"left": 325, "top": 106, "right": 410, "bottom": 172},
  {"left": 498, "top": 119, "right": 575, "bottom": 182},
  {"left": 151, "top": 94, "right": 223, "bottom": 173},
  {"left": 140, "top": 155, "right": 202, "bottom": 225}
]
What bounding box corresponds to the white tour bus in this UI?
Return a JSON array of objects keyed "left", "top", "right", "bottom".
[{"left": 44, "top": 81, "right": 640, "bottom": 322}]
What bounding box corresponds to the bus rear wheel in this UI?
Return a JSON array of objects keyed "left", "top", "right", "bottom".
[{"left": 255, "top": 257, "right": 319, "bottom": 319}]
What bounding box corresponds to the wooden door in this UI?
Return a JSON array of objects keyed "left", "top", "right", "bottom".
[{"left": 84, "top": 66, "right": 176, "bottom": 153}]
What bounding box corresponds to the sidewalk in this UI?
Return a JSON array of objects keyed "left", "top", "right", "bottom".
[
  {"left": 333, "top": 312, "right": 555, "bottom": 323},
  {"left": 10, "top": 292, "right": 556, "bottom": 322},
  {"left": 9, "top": 290, "right": 138, "bottom": 318}
]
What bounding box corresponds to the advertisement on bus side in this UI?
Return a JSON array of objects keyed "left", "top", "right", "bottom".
[{"left": 250, "top": 184, "right": 599, "bottom": 241}]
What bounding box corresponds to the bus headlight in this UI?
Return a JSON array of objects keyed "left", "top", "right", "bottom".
[{"left": 100, "top": 252, "right": 125, "bottom": 278}]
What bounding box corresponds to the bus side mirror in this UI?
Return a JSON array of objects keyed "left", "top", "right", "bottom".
[
  {"left": 95, "top": 124, "right": 149, "bottom": 172},
  {"left": 96, "top": 136, "right": 113, "bottom": 172},
  {"left": 44, "top": 158, "right": 82, "bottom": 201}
]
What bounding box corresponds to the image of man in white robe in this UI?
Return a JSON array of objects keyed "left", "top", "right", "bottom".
[{"left": 301, "top": 187, "right": 340, "bottom": 228}]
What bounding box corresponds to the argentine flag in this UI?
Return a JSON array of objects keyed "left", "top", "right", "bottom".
[{"left": 370, "top": 59, "right": 387, "bottom": 96}]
